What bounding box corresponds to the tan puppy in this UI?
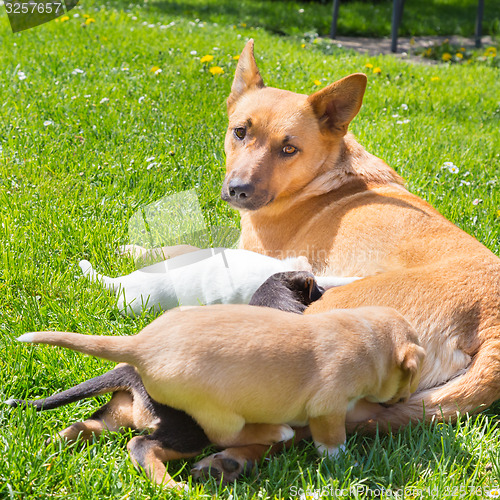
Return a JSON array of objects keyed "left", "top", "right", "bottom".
[
  {"left": 196, "top": 39, "right": 500, "bottom": 480},
  {"left": 18, "top": 304, "right": 424, "bottom": 462}
]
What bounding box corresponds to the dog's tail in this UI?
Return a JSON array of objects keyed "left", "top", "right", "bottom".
[
  {"left": 5, "top": 364, "right": 138, "bottom": 411},
  {"left": 17, "top": 331, "right": 137, "bottom": 365},
  {"left": 347, "top": 338, "right": 500, "bottom": 434},
  {"left": 79, "top": 260, "right": 117, "bottom": 290}
]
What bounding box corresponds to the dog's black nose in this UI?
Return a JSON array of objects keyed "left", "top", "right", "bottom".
[{"left": 228, "top": 179, "right": 255, "bottom": 200}]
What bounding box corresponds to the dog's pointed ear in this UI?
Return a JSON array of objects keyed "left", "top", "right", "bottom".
[
  {"left": 307, "top": 73, "right": 367, "bottom": 135},
  {"left": 227, "top": 39, "right": 265, "bottom": 114}
]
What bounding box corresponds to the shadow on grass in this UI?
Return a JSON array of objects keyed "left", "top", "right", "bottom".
[{"left": 115, "top": 0, "right": 500, "bottom": 38}]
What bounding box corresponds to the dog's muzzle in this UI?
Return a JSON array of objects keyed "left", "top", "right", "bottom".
[{"left": 221, "top": 177, "right": 272, "bottom": 210}]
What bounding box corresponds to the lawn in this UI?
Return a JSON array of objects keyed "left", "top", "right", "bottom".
[{"left": 0, "top": 0, "right": 499, "bottom": 498}]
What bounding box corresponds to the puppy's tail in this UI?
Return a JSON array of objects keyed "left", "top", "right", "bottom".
[
  {"left": 17, "top": 331, "right": 136, "bottom": 365},
  {"left": 79, "top": 260, "right": 118, "bottom": 290},
  {"left": 5, "top": 364, "right": 138, "bottom": 411},
  {"left": 347, "top": 338, "right": 500, "bottom": 434}
]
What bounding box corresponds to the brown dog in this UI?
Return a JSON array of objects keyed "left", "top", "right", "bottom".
[
  {"left": 202, "top": 39, "right": 500, "bottom": 478},
  {"left": 17, "top": 304, "right": 424, "bottom": 481}
]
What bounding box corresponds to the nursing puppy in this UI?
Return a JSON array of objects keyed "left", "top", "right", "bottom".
[
  {"left": 7, "top": 273, "right": 326, "bottom": 487},
  {"left": 16, "top": 304, "right": 424, "bottom": 486},
  {"left": 80, "top": 249, "right": 357, "bottom": 316},
  {"left": 249, "top": 271, "right": 325, "bottom": 313}
]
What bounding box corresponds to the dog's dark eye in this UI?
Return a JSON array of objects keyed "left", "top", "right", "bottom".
[
  {"left": 234, "top": 127, "right": 246, "bottom": 140},
  {"left": 282, "top": 145, "right": 297, "bottom": 155}
]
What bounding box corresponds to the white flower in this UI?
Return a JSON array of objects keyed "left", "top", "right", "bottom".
[
  {"left": 298, "top": 8, "right": 304, "bottom": 13},
  {"left": 448, "top": 165, "right": 459, "bottom": 174},
  {"left": 392, "top": 113, "right": 399, "bottom": 118},
  {"left": 190, "top": 50, "right": 197, "bottom": 55},
  {"left": 121, "top": 67, "right": 130, "bottom": 71},
  {"left": 138, "top": 96, "right": 146, "bottom": 103},
  {"left": 72, "top": 68, "right": 85, "bottom": 75},
  {"left": 148, "top": 23, "right": 155, "bottom": 28},
  {"left": 472, "top": 198, "right": 482, "bottom": 205},
  {"left": 131, "top": 16, "right": 137, "bottom": 20},
  {"left": 401, "top": 103, "right": 408, "bottom": 110},
  {"left": 154, "top": 68, "right": 162, "bottom": 75},
  {"left": 146, "top": 156, "right": 155, "bottom": 162},
  {"left": 443, "top": 161, "right": 455, "bottom": 167},
  {"left": 100, "top": 97, "right": 109, "bottom": 104},
  {"left": 487, "top": 489, "right": 500, "bottom": 498},
  {"left": 18, "top": 71, "right": 27, "bottom": 80},
  {"left": 460, "top": 180, "right": 471, "bottom": 186},
  {"left": 73, "top": 13, "right": 79, "bottom": 17},
  {"left": 396, "top": 119, "right": 410, "bottom": 124},
  {"left": 43, "top": 120, "right": 53, "bottom": 126},
  {"left": 147, "top": 162, "right": 159, "bottom": 170}
]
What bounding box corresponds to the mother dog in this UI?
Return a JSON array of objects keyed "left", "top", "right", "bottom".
[{"left": 202, "top": 39, "right": 500, "bottom": 478}]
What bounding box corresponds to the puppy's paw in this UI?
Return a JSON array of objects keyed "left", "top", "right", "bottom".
[
  {"left": 190, "top": 452, "right": 255, "bottom": 484},
  {"left": 117, "top": 244, "right": 148, "bottom": 259},
  {"left": 278, "top": 424, "right": 295, "bottom": 442}
]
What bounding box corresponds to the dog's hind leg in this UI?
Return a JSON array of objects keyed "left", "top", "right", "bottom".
[
  {"left": 127, "top": 434, "right": 199, "bottom": 489},
  {"left": 191, "top": 426, "right": 312, "bottom": 484}
]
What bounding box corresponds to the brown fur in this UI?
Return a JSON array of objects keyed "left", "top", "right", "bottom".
[
  {"left": 197, "top": 39, "right": 500, "bottom": 479},
  {"left": 21, "top": 303, "right": 424, "bottom": 466},
  {"left": 222, "top": 40, "right": 500, "bottom": 427}
]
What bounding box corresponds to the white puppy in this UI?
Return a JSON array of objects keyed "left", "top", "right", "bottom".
[{"left": 80, "top": 248, "right": 359, "bottom": 316}]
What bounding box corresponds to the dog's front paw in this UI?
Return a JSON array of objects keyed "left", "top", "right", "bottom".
[{"left": 190, "top": 451, "right": 255, "bottom": 484}]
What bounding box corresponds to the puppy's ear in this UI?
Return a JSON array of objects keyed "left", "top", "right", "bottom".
[
  {"left": 227, "top": 39, "right": 265, "bottom": 114},
  {"left": 307, "top": 73, "right": 367, "bottom": 136},
  {"left": 304, "top": 277, "right": 315, "bottom": 300},
  {"left": 400, "top": 344, "right": 426, "bottom": 394}
]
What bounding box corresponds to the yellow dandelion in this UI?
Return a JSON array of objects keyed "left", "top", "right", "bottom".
[
  {"left": 497, "top": 209, "right": 500, "bottom": 218},
  {"left": 373, "top": 67, "right": 382, "bottom": 74},
  {"left": 431, "top": 76, "right": 440, "bottom": 81},
  {"left": 85, "top": 18, "right": 95, "bottom": 25},
  {"left": 55, "top": 18, "right": 59, "bottom": 22},
  {"left": 484, "top": 47, "right": 497, "bottom": 57},
  {"left": 425, "top": 48, "right": 432, "bottom": 56},
  {"left": 209, "top": 66, "right": 224, "bottom": 75},
  {"left": 233, "top": 55, "right": 240, "bottom": 60},
  {"left": 200, "top": 54, "right": 214, "bottom": 63},
  {"left": 459, "top": 47, "right": 466, "bottom": 52},
  {"left": 442, "top": 52, "right": 452, "bottom": 61},
  {"left": 150, "top": 65, "right": 161, "bottom": 73},
  {"left": 365, "top": 63, "right": 373, "bottom": 69},
  {"left": 241, "top": 23, "right": 247, "bottom": 27},
  {"left": 455, "top": 52, "right": 463, "bottom": 59},
  {"left": 83, "top": 13, "right": 90, "bottom": 18},
  {"left": 301, "top": 43, "right": 306, "bottom": 48},
  {"left": 313, "top": 79, "right": 321, "bottom": 86},
  {"left": 60, "top": 15, "right": 69, "bottom": 22}
]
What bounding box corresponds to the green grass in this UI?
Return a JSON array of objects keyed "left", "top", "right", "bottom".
[{"left": 1, "top": 0, "right": 500, "bottom": 498}]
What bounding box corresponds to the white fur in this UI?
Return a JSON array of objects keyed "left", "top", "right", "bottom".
[
  {"left": 17, "top": 332, "right": 35, "bottom": 343},
  {"left": 315, "top": 442, "right": 346, "bottom": 459},
  {"left": 80, "top": 249, "right": 360, "bottom": 316}
]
